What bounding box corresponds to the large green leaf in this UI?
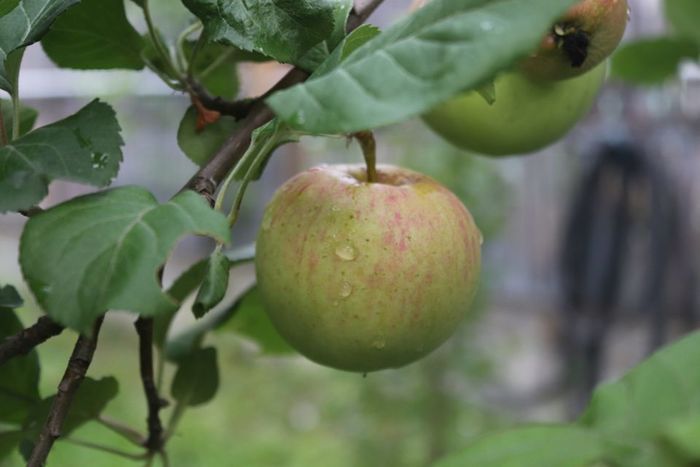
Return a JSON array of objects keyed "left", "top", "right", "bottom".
[
  {"left": 0, "top": 306, "right": 40, "bottom": 425},
  {"left": 171, "top": 347, "right": 219, "bottom": 406},
  {"left": 432, "top": 425, "right": 604, "bottom": 467},
  {"left": 665, "top": 0, "right": 700, "bottom": 46},
  {"left": 19, "top": 187, "right": 230, "bottom": 331},
  {"left": 662, "top": 414, "right": 700, "bottom": 461},
  {"left": 0, "top": 0, "right": 79, "bottom": 92},
  {"left": 267, "top": 0, "right": 578, "bottom": 134},
  {"left": 579, "top": 330, "right": 700, "bottom": 463},
  {"left": 612, "top": 37, "right": 699, "bottom": 85},
  {"left": 0, "top": 99, "right": 123, "bottom": 213},
  {"left": 0, "top": 0, "right": 20, "bottom": 18},
  {"left": 296, "top": 0, "right": 353, "bottom": 71},
  {"left": 0, "top": 99, "right": 38, "bottom": 138},
  {"left": 182, "top": 0, "right": 341, "bottom": 65},
  {"left": 40, "top": 0, "right": 145, "bottom": 70}
]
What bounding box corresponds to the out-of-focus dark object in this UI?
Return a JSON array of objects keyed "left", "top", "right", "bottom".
[{"left": 559, "top": 141, "right": 698, "bottom": 412}]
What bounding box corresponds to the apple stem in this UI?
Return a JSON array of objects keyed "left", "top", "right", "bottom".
[{"left": 353, "top": 131, "right": 378, "bottom": 183}]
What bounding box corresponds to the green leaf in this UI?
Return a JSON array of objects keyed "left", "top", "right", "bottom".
[
  {"left": 0, "top": 0, "right": 20, "bottom": 18},
  {"left": 432, "top": 425, "right": 604, "bottom": 467},
  {"left": 177, "top": 106, "right": 239, "bottom": 166},
  {"left": 155, "top": 245, "right": 254, "bottom": 349},
  {"left": 662, "top": 414, "right": 700, "bottom": 461},
  {"left": 0, "top": 431, "right": 23, "bottom": 462},
  {"left": 40, "top": 0, "right": 146, "bottom": 70},
  {"left": 0, "top": 99, "right": 38, "bottom": 138},
  {"left": 186, "top": 41, "right": 240, "bottom": 99},
  {"left": 267, "top": 0, "right": 578, "bottom": 134},
  {"left": 219, "top": 286, "right": 293, "bottom": 355},
  {"left": 24, "top": 377, "right": 118, "bottom": 436},
  {"left": 665, "top": 0, "right": 700, "bottom": 46},
  {"left": 0, "top": 310, "right": 40, "bottom": 425},
  {"left": 19, "top": 187, "right": 230, "bottom": 331},
  {"left": 0, "top": 0, "right": 79, "bottom": 92},
  {"left": 232, "top": 119, "right": 299, "bottom": 182},
  {"left": 305, "top": 24, "right": 381, "bottom": 80},
  {"left": 192, "top": 250, "right": 230, "bottom": 319},
  {"left": 611, "top": 37, "right": 699, "bottom": 85},
  {"left": 296, "top": 0, "right": 353, "bottom": 71},
  {"left": 0, "top": 99, "right": 123, "bottom": 213},
  {"left": 579, "top": 331, "right": 700, "bottom": 457},
  {"left": 182, "top": 0, "right": 340, "bottom": 65},
  {"left": 0, "top": 284, "right": 22, "bottom": 308},
  {"left": 171, "top": 347, "right": 218, "bottom": 406}
]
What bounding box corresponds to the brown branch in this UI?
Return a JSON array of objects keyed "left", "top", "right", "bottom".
[
  {"left": 183, "top": 0, "right": 386, "bottom": 202},
  {"left": 27, "top": 317, "right": 104, "bottom": 467},
  {"left": 135, "top": 317, "right": 168, "bottom": 453},
  {"left": 187, "top": 79, "right": 256, "bottom": 120},
  {"left": 0, "top": 316, "right": 64, "bottom": 366}
]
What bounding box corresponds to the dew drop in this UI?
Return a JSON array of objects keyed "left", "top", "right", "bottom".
[
  {"left": 335, "top": 244, "right": 357, "bottom": 261},
  {"left": 339, "top": 281, "right": 353, "bottom": 298},
  {"left": 479, "top": 231, "right": 484, "bottom": 246}
]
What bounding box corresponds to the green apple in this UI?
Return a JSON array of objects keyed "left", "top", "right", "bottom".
[
  {"left": 521, "top": 0, "right": 628, "bottom": 81},
  {"left": 422, "top": 63, "right": 606, "bottom": 156},
  {"left": 255, "top": 164, "right": 481, "bottom": 372}
]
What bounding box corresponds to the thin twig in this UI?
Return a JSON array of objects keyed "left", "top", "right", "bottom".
[
  {"left": 96, "top": 415, "right": 145, "bottom": 446},
  {"left": 182, "top": 0, "right": 386, "bottom": 202},
  {"left": 27, "top": 317, "right": 104, "bottom": 467},
  {"left": 61, "top": 437, "right": 148, "bottom": 461},
  {"left": 135, "top": 317, "right": 168, "bottom": 453},
  {"left": 0, "top": 316, "right": 64, "bottom": 366}
]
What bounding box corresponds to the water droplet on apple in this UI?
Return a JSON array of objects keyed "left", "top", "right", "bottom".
[
  {"left": 372, "top": 340, "right": 386, "bottom": 350},
  {"left": 339, "top": 281, "right": 352, "bottom": 298},
  {"left": 335, "top": 244, "right": 357, "bottom": 261}
]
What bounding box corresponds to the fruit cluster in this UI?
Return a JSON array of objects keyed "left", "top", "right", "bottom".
[{"left": 256, "top": 0, "right": 628, "bottom": 372}]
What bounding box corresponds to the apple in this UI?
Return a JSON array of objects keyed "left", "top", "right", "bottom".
[
  {"left": 521, "top": 0, "right": 628, "bottom": 81},
  {"left": 421, "top": 62, "right": 606, "bottom": 156},
  {"left": 255, "top": 164, "right": 481, "bottom": 372}
]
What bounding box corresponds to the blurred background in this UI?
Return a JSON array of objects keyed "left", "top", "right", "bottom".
[{"left": 1, "top": 0, "right": 700, "bottom": 465}]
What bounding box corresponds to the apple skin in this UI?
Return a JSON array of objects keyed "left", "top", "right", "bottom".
[
  {"left": 521, "top": 0, "right": 628, "bottom": 81},
  {"left": 421, "top": 63, "right": 606, "bottom": 157},
  {"left": 255, "top": 164, "right": 481, "bottom": 372}
]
